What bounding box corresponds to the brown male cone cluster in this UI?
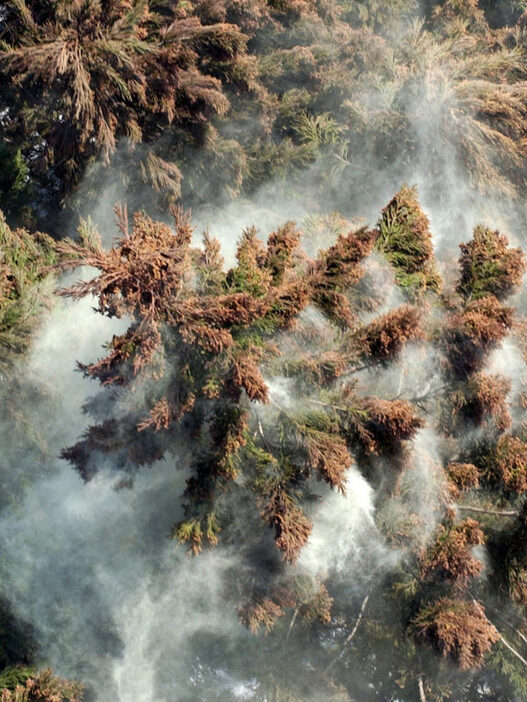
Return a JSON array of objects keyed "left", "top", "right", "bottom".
[{"left": 37, "top": 182, "right": 527, "bottom": 692}]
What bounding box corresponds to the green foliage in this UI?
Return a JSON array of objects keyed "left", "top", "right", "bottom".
[
  {"left": 486, "top": 642, "right": 527, "bottom": 699},
  {"left": 0, "top": 212, "right": 56, "bottom": 372},
  {"left": 0, "top": 142, "right": 34, "bottom": 228},
  {"left": 172, "top": 512, "right": 221, "bottom": 554},
  {"left": 0, "top": 667, "right": 33, "bottom": 691},
  {"left": 376, "top": 185, "right": 442, "bottom": 298}
]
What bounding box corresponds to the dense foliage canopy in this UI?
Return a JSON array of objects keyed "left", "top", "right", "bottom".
[{"left": 3, "top": 1, "right": 527, "bottom": 701}]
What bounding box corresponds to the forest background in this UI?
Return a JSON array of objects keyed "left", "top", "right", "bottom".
[{"left": 3, "top": 0, "right": 527, "bottom": 701}]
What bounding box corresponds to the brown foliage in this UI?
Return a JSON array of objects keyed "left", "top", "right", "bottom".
[
  {"left": 238, "top": 597, "right": 286, "bottom": 634},
  {"left": 230, "top": 353, "right": 269, "bottom": 403},
  {"left": 267, "top": 279, "right": 312, "bottom": 330},
  {"left": 179, "top": 321, "right": 233, "bottom": 354},
  {"left": 311, "top": 290, "right": 354, "bottom": 328},
  {"left": 478, "top": 434, "right": 527, "bottom": 493},
  {"left": 1, "top": 0, "right": 246, "bottom": 192},
  {"left": 348, "top": 398, "right": 424, "bottom": 455},
  {"left": 441, "top": 295, "right": 513, "bottom": 378},
  {"left": 265, "top": 221, "right": 302, "bottom": 283},
  {"left": 315, "top": 226, "right": 377, "bottom": 286},
  {"left": 349, "top": 304, "right": 422, "bottom": 366},
  {"left": 56, "top": 208, "right": 376, "bottom": 536},
  {"left": 507, "top": 569, "right": 527, "bottom": 609},
  {"left": 420, "top": 519, "right": 484, "bottom": 585},
  {"left": 311, "top": 227, "right": 377, "bottom": 326},
  {"left": 447, "top": 462, "right": 480, "bottom": 495},
  {"left": 56, "top": 208, "right": 193, "bottom": 382},
  {"left": 261, "top": 486, "right": 312, "bottom": 563},
  {"left": 137, "top": 396, "right": 172, "bottom": 432},
  {"left": 179, "top": 293, "right": 271, "bottom": 328},
  {"left": 303, "top": 428, "right": 351, "bottom": 492},
  {"left": 440, "top": 373, "right": 511, "bottom": 436},
  {"left": 57, "top": 203, "right": 499, "bottom": 577},
  {"left": 237, "top": 578, "right": 332, "bottom": 634},
  {"left": 280, "top": 351, "right": 348, "bottom": 389},
  {"left": 412, "top": 598, "right": 500, "bottom": 670}
]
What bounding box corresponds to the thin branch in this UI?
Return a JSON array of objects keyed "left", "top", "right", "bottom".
[
  {"left": 474, "top": 593, "right": 527, "bottom": 648},
  {"left": 396, "top": 383, "right": 451, "bottom": 405},
  {"left": 254, "top": 410, "right": 277, "bottom": 454},
  {"left": 418, "top": 675, "right": 427, "bottom": 702},
  {"left": 500, "top": 635, "right": 527, "bottom": 669},
  {"left": 324, "top": 593, "right": 370, "bottom": 673},
  {"left": 493, "top": 613, "right": 527, "bottom": 649},
  {"left": 285, "top": 607, "right": 299, "bottom": 645},
  {"left": 340, "top": 364, "right": 370, "bottom": 378},
  {"left": 269, "top": 397, "right": 285, "bottom": 413},
  {"left": 456, "top": 504, "right": 518, "bottom": 517},
  {"left": 307, "top": 398, "right": 350, "bottom": 412},
  {"left": 471, "top": 595, "right": 527, "bottom": 669},
  {"left": 332, "top": 152, "right": 351, "bottom": 166}
]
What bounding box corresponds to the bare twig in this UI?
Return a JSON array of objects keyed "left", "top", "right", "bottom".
[
  {"left": 500, "top": 635, "right": 527, "bottom": 669},
  {"left": 255, "top": 415, "right": 273, "bottom": 451},
  {"left": 332, "top": 152, "right": 351, "bottom": 166},
  {"left": 456, "top": 504, "right": 518, "bottom": 517},
  {"left": 418, "top": 675, "right": 427, "bottom": 702},
  {"left": 399, "top": 383, "right": 451, "bottom": 405},
  {"left": 475, "top": 594, "right": 527, "bottom": 648},
  {"left": 285, "top": 607, "right": 299, "bottom": 645},
  {"left": 307, "top": 398, "right": 349, "bottom": 412},
  {"left": 269, "top": 397, "right": 285, "bottom": 413},
  {"left": 341, "top": 364, "right": 369, "bottom": 378},
  {"left": 470, "top": 596, "right": 527, "bottom": 669},
  {"left": 324, "top": 594, "right": 370, "bottom": 673}
]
